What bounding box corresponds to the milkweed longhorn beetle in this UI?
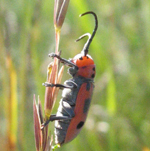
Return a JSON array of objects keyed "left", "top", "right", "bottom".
[{"left": 42, "top": 11, "right": 98, "bottom": 146}]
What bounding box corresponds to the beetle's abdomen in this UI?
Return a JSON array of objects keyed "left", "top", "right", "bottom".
[
  {"left": 54, "top": 78, "right": 94, "bottom": 145},
  {"left": 54, "top": 100, "right": 72, "bottom": 145},
  {"left": 54, "top": 79, "right": 80, "bottom": 145},
  {"left": 64, "top": 82, "right": 94, "bottom": 144}
]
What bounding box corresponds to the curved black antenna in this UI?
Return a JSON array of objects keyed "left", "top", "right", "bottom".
[
  {"left": 76, "top": 11, "right": 98, "bottom": 56},
  {"left": 76, "top": 33, "right": 91, "bottom": 42}
]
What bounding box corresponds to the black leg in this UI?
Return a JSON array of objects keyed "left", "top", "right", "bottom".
[
  {"left": 41, "top": 115, "right": 72, "bottom": 129},
  {"left": 49, "top": 53, "right": 78, "bottom": 69},
  {"left": 43, "top": 82, "right": 77, "bottom": 89}
]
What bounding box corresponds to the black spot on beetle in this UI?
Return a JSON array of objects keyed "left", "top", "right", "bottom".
[
  {"left": 79, "top": 57, "right": 83, "bottom": 60},
  {"left": 91, "top": 74, "right": 95, "bottom": 78},
  {"left": 93, "top": 67, "right": 95, "bottom": 71},
  {"left": 77, "top": 121, "right": 84, "bottom": 129},
  {"left": 86, "top": 56, "right": 89, "bottom": 59},
  {"left": 83, "top": 98, "right": 91, "bottom": 113}
]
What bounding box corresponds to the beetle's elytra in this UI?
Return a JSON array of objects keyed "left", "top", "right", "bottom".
[{"left": 42, "top": 11, "right": 98, "bottom": 146}]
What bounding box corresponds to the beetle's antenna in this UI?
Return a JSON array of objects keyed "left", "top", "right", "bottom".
[
  {"left": 76, "top": 33, "right": 91, "bottom": 42},
  {"left": 76, "top": 11, "right": 98, "bottom": 56}
]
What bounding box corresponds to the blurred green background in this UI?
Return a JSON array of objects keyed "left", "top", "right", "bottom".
[{"left": 0, "top": 0, "right": 150, "bottom": 151}]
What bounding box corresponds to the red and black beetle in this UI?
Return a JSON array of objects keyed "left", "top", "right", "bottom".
[{"left": 42, "top": 11, "right": 98, "bottom": 146}]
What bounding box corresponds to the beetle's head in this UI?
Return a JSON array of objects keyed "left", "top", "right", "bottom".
[
  {"left": 69, "top": 53, "right": 95, "bottom": 79},
  {"left": 68, "top": 11, "right": 98, "bottom": 79}
]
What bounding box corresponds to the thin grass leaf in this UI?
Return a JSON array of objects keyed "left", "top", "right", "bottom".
[
  {"left": 6, "top": 55, "right": 18, "bottom": 151},
  {"left": 54, "top": 0, "right": 70, "bottom": 31},
  {"left": 54, "top": 0, "right": 70, "bottom": 54},
  {"left": 38, "top": 96, "right": 44, "bottom": 124},
  {"left": 45, "top": 134, "right": 53, "bottom": 151},
  {"left": 53, "top": 66, "right": 64, "bottom": 108},
  {"left": 33, "top": 95, "right": 42, "bottom": 151},
  {"left": 44, "top": 61, "right": 58, "bottom": 119}
]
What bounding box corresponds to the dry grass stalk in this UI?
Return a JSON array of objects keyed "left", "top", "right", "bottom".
[{"left": 33, "top": 1, "right": 70, "bottom": 150}]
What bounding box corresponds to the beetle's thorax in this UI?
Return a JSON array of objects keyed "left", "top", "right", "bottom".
[{"left": 69, "top": 53, "right": 96, "bottom": 79}]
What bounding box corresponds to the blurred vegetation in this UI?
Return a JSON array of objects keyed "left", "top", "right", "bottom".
[{"left": 0, "top": 0, "right": 150, "bottom": 151}]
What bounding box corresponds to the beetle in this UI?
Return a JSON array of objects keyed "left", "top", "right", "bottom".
[{"left": 42, "top": 11, "right": 98, "bottom": 146}]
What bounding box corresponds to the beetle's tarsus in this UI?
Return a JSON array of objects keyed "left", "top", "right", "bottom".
[
  {"left": 52, "top": 144, "right": 60, "bottom": 150},
  {"left": 49, "top": 53, "right": 56, "bottom": 58}
]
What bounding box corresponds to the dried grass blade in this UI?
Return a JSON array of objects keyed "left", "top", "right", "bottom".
[{"left": 33, "top": 95, "right": 42, "bottom": 151}]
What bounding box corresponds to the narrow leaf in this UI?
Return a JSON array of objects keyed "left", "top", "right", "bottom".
[
  {"left": 54, "top": 0, "right": 70, "bottom": 30},
  {"left": 33, "top": 95, "right": 42, "bottom": 151}
]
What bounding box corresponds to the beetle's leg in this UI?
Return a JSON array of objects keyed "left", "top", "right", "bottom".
[
  {"left": 43, "top": 82, "right": 77, "bottom": 90},
  {"left": 41, "top": 115, "right": 72, "bottom": 129},
  {"left": 49, "top": 53, "right": 78, "bottom": 69}
]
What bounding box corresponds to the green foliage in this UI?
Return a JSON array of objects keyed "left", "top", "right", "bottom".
[{"left": 0, "top": 0, "right": 150, "bottom": 150}]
